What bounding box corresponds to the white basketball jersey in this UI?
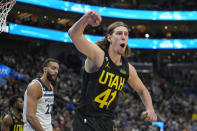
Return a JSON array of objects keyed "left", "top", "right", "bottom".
[{"left": 23, "top": 78, "right": 54, "bottom": 131}]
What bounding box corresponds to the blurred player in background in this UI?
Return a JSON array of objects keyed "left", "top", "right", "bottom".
[
  {"left": 23, "top": 58, "right": 59, "bottom": 131},
  {"left": 68, "top": 10, "right": 157, "bottom": 131},
  {"left": 1, "top": 95, "right": 24, "bottom": 131}
]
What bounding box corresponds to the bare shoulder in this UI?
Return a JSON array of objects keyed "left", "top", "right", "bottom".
[
  {"left": 128, "top": 63, "right": 136, "bottom": 74},
  {"left": 2, "top": 114, "right": 13, "bottom": 126},
  {"left": 85, "top": 49, "right": 105, "bottom": 72},
  {"left": 127, "top": 63, "right": 145, "bottom": 93},
  {"left": 90, "top": 46, "right": 105, "bottom": 67},
  {"left": 27, "top": 80, "right": 42, "bottom": 98},
  {"left": 127, "top": 63, "right": 139, "bottom": 83}
]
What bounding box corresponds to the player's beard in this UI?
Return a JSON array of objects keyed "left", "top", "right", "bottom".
[
  {"left": 47, "top": 72, "right": 56, "bottom": 86},
  {"left": 17, "top": 107, "right": 23, "bottom": 113}
]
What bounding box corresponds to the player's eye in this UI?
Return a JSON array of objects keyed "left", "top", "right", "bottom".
[
  {"left": 117, "top": 32, "right": 122, "bottom": 35},
  {"left": 51, "top": 66, "right": 56, "bottom": 70},
  {"left": 124, "top": 32, "right": 128, "bottom": 36}
]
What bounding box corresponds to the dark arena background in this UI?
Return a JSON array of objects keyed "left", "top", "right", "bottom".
[{"left": 1, "top": 0, "right": 197, "bottom": 130}]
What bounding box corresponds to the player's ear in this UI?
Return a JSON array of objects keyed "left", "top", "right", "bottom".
[
  {"left": 107, "top": 34, "right": 111, "bottom": 43},
  {"left": 43, "top": 67, "right": 47, "bottom": 73}
]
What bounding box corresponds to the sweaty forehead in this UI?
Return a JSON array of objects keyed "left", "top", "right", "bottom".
[
  {"left": 48, "top": 61, "right": 59, "bottom": 67},
  {"left": 113, "top": 26, "right": 128, "bottom": 33}
]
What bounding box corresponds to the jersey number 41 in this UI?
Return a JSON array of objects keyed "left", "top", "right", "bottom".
[{"left": 94, "top": 89, "right": 117, "bottom": 109}]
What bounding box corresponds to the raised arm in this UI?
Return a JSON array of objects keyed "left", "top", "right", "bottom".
[
  {"left": 68, "top": 11, "right": 104, "bottom": 67},
  {"left": 127, "top": 64, "right": 157, "bottom": 122},
  {"left": 1, "top": 115, "right": 12, "bottom": 131},
  {"left": 26, "top": 82, "right": 44, "bottom": 131}
]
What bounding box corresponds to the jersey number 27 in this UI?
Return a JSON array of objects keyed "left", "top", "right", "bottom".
[{"left": 45, "top": 104, "right": 53, "bottom": 114}]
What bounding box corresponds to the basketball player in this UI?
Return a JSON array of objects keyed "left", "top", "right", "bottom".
[
  {"left": 23, "top": 58, "right": 59, "bottom": 131},
  {"left": 1, "top": 95, "right": 24, "bottom": 131},
  {"left": 68, "top": 10, "right": 157, "bottom": 131}
]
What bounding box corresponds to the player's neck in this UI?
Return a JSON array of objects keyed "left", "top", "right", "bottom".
[
  {"left": 108, "top": 49, "right": 122, "bottom": 66},
  {"left": 12, "top": 108, "right": 21, "bottom": 119},
  {"left": 40, "top": 76, "right": 51, "bottom": 89}
]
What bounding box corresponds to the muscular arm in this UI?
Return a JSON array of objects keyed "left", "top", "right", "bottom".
[
  {"left": 127, "top": 64, "right": 157, "bottom": 122},
  {"left": 1, "top": 114, "right": 12, "bottom": 131},
  {"left": 26, "top": 82, "right": 44, "bottom": 131},
  {"left": 68, "top": 11, "right": 104, "bottom": 68}
]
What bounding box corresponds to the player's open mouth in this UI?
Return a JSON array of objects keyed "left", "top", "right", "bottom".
[
  {"left": 52, "top": 75, "right": 57, "bottom": 78},
  {"left": 120, "top": 43, "right": 125, "bottom": 48}
]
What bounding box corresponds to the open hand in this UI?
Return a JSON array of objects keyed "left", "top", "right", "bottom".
[
  {"left": 84, "top": 10, "right": 102, "bottom": 27},
  {"left": 142, "top": 110, "right": 157, "bottom": 122}
]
